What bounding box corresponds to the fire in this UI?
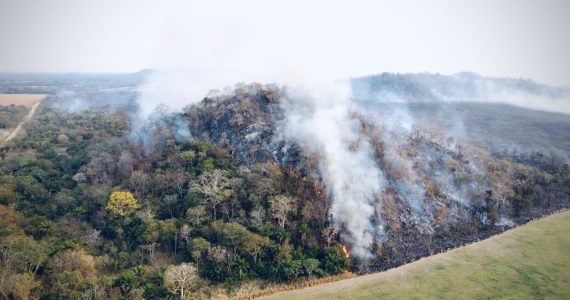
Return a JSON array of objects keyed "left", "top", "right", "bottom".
[{"left": 342, "top": 245, "right": 350, "bottom": 258}]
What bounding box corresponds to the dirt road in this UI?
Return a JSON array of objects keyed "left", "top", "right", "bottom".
[{"left": 4, "top": 96, "right": 44, "bottom": 143}]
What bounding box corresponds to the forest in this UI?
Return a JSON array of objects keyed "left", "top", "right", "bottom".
[{"left": 0, "top": 78, "right": 569, "bottom": 299}]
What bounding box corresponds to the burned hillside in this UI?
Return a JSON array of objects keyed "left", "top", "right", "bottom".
[{"left": 182, "top": 83, "right": 570, "bottom": 270}]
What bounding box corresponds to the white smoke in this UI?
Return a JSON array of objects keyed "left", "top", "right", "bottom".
[
  {"left": 136, "top": 69, "right": 201, "bottom": 118},
  {"left": 473, "top": 85, "right": 570, "bottom": 115},
  {"left": 130, "top": 69, "right": 212, "bottom": 147},
  {"left": 277, "top": 82, "right": 385, "bottom": 258},
  {"left": 131, "top": 66, "right": 272, "bottom": 147}
]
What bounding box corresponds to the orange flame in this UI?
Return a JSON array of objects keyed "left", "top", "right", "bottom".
[{"left": 342, "top": 245, "right": 350, "bottom": 258}]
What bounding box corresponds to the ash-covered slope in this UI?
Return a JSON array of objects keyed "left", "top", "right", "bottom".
[
  {"left": 185, "top": 83, "right": 284, "bottom": 166},
  {"left": 183, "top": 81, "right": 570, "bottom": 270}
]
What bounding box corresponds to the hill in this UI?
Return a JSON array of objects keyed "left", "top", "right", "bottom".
[{"left": 262, "top": 209, "right": 570, "bottom": 299}]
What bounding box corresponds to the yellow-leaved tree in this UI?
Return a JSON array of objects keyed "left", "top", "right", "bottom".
[{"left": 106, "top": 191, "right": 141, "bottom": 216}]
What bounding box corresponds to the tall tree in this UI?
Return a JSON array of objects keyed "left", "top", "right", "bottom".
[
  {"left": 164, "top": 263, "right": 198, "bottom": 299},
  {"left": 190, "top": 170, "right": 236, "bottom": 220}
]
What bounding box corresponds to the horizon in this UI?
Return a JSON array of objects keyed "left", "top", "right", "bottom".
[{"left": 1, "top": 69, "right": 568, "bottom": 89}]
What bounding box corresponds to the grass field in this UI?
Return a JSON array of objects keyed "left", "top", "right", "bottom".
[
  {"left": 0, "top": 93, "right": 46, "bottom": 107},
  {"left": 262, "top": 210, "right": 570, "bottom": 300}
]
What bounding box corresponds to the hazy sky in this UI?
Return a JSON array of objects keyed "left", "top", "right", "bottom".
[{"left": 1, "top": 0, "right": 569, "bottom": 86}]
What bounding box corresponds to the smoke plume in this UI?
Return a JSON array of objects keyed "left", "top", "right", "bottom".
[{"left": 277, "top": 82, "right": 385, "bottom": 257}]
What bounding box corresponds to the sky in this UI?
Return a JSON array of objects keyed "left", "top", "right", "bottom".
[{"left": 0, "top": 0, "right": 569, "bottom": 86}]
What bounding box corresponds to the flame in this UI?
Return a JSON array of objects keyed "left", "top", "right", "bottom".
[{"left": 342, "top": 245, "right": 350, "bottom": 258}]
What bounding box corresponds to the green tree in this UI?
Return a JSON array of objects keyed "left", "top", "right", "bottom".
[
  {"left": 322, "top": 246, "right": 350, "bottom": 274},
  {"left": 114, "top": 270, "right": 141, "bottom": 299},
  {"left": 189, "top": 237, "right": 211, "bottom": 266}
]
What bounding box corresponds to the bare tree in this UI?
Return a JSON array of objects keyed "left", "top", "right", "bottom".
[
  {"left": 166, "top": 171, "right": 188, "bottom": 198},
  {"left": 130, "top": 170, "right": 151, "bottom": 199},
  {"left": 190, "top": 170, "right": 236, "bottom": 220},
  {"left": 270, "top": 195, "right": 295, "bottom": 229},
  {"left": 141, "top": 230, "right": 159, "bottom": 264},
  {"left": 117, "top": 150, "right": 135, "bottom": 178},
  {"left": 179, "top": 224, "right": 192, "bottom": 246},
  {"left": 322, "top": 226, "right": 340, "bottom": 247},
  {"left": 135, "top": 207, "right": 156, "bottom": 222},
  {"left": 249, "top": 206, "right": 266, "bottom": 230},
  {"left": 207, "top": 246, "right": 227, "bottom": 266},
  {"left": 72, "top": 172, "right": 87, "bottom": 184},
  {"left": 164, "top": 263, "right": 198, "bottom": 299},
  {"left": 139, "top": 242, "right": 158, "bottom": 265},
  {"left": 83, "top": 229, "right": 101, "bottom": 248}
]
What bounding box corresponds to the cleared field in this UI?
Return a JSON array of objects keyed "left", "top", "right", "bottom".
[
  {"left": 262, "top": 210, "right": 570, "bottom": 300},
  {"left": 0, "top": 93, "right": 46, "bottom": 107}
]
